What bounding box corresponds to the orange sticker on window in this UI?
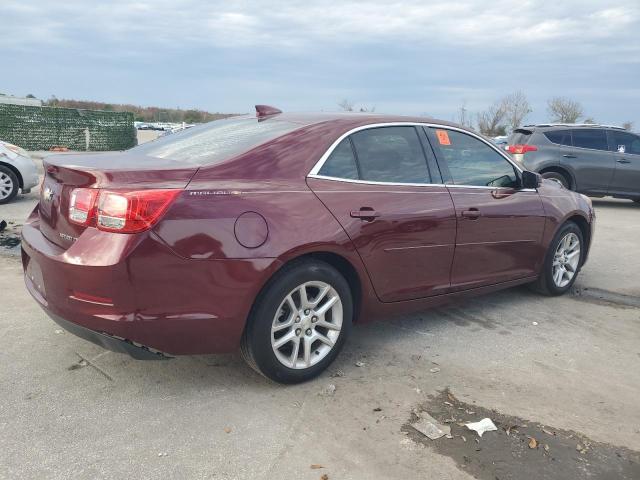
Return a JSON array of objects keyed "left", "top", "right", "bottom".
[{"left": 435, "top": 129, "right": 451, "bottom": 146}]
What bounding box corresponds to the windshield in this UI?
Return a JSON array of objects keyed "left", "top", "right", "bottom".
[{"left": 131, "top": 116, "right": 303, "bottom": 165}]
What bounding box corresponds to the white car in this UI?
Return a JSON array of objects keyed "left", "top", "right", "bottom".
[{"left": 0, "top": 140, "right": 39, "bottom": 204}]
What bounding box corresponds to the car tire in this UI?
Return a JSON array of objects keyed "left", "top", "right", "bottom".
[
  {"left": 0, "top": 165, "right": 19, "bottom": 204},
  {"left": 541, "top": 171, "right": 570, "bottom": 189},
  {"left": 530, "top": 222, "right": 584, "bottom": 296},
  {"left": 241, "top": 259, "right": 353, "bottom": 384}
]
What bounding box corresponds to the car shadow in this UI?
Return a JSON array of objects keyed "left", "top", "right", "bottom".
[
  {"left": 84, "top": 285, "right": 543, "bottom": 390},
  {"left": 591, "top": 198, "right": 638, "bottom": 210}
]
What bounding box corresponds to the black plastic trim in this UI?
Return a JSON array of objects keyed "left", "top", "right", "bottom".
[{"left": 46, "top": 312, "right": 170, "bottom": 360}]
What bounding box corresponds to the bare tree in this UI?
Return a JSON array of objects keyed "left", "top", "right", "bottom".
[
  {"left": 622, "top": 121, "right": 634, "bottom": 131},
  {"left": 338, "top": 99, "right": 376, "bottom": 113},
  {"left": 338, "top": 99, "right": 354, "bottom": 112},
  {"left": 547, "top": 97, "right": 584, "bottom": 123},
  {"left": 503, "top": 91, "right": 531, "bottom": 131},
  {"left": 476, "top": 99, "right": 507, "bottom": 136}
]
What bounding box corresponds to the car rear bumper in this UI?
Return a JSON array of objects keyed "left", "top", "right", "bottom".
[
  {"left": 21, "top": 215, "right": 282, "bottom": 356},
  {"left": 47, "top": 310, "right": 169, "bottom": 359}
]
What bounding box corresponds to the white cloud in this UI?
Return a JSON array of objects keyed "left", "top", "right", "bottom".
[
  {"left": 2, "top": 0, "right": 639, "bottom": 53},
  {"left": 1, "top": 0, "right": 638, "bottom": 126}
]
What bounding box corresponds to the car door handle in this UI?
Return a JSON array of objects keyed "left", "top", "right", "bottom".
[
  {"left": 350, "top": 208, "right": 380, "bottom": 221},
  {"left": 461, "top": 209, "right": 481, "bottom": 219},
  {"left": 616, "top": 158, "right": 631, "bottom": 164},
  {"left": 562, "top": 154, "right": 577, "bottom": 158}
]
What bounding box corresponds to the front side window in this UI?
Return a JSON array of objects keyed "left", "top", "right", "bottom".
[
  {"left": 349, "top": 127, "right": 431, "bottom": 183},
  {"left": 571, "top": 129, "right": 609, "bottom": 151},
  {"left": 428, "top": 128, "right": 518, "bottom": 188},
  {"left": 611, "top": 131, "right": 640, "bottom": 155}
]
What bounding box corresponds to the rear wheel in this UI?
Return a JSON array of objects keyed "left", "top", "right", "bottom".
[
  {"left": 241, "top": 259, "right": 352, "bottom": 384},
  {"left": 541, "top": 171, "right": 570, "bottom": 189},
  {"left": 530, "top": 222, "right": 583, "bottom": 296},
  {"left": 0, "top": 166, "right": 19, "bottom": 204}
]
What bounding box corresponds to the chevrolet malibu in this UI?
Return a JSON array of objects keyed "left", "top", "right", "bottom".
[{"left": 21, "top": 106, "right": 594, "bottom": 383}]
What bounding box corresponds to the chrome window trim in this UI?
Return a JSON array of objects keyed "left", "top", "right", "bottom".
[
  {"left": 310, "top": 174, "right": 536, "bottom": 192},
  {"left": 309, "top": 173, "right": 445, "bottom": 188},
  {"left": 307, "top": 122, "right": 526, "bottom": 189}
]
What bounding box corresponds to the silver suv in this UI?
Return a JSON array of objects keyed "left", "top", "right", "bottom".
[{"left": 507, "top": 124, "right": 640, "bottom": 203}]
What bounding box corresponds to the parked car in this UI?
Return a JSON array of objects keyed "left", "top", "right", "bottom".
[
  {"left": 21, "top": 107, "right": 594, "bottom": 383},
  {"left": 507, "top": 124, "right": 640, "bottom": 203},
  {"left": 492, "top": 135, "right": 509, "bottom": 147},
  {"left": 0, "top": 140, "right": 39, "bottom": 204}
]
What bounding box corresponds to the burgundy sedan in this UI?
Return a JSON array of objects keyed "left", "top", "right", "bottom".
[{"left": 22, "top": 106, "right": 594, "bottom": 383}]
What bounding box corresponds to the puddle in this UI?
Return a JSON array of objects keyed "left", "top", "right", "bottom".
[{"left": 404, "top": 389, "right": 640, "bottom": 479}]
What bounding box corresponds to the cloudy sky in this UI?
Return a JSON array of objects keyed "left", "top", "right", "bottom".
[{"left": 3, "top": 0, "right": 639, "bottom": 126}]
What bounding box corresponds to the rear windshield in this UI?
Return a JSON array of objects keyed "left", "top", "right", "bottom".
[
  {"left": 131, "top": 116, "right": 303, "bottom": 165},
  {"left": 507, "top": 129, "right": 533, "bottom": 145}
]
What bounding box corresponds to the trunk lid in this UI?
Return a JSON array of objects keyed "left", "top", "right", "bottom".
[{"left": 39, "top": 152, "right": 198, "bottom": 249}]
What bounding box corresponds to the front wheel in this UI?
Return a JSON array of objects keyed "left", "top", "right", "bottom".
[
  {"left": 241, "top": 259, "right": 353, "bottom": 384},
  {"left": 530, "top": 222, "right": 583, "bottom": 296}
]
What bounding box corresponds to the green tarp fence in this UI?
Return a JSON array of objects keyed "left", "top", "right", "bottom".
[{"left": 0, "top": 104, "right": 137, "bottom": 151}]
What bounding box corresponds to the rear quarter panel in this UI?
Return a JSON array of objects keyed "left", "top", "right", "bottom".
[{"left": 154, "top": 177, "right": 380, "bottom": 322}]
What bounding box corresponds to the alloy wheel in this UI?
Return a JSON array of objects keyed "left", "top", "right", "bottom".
[
  {"left": 0, "top": 172, "right": 14, "bottom": 200},
  {"left": 552, "top": 232, "right": 581, "bottom": 288},
  {"left": 271, "top": 281, "right": 343, "bottom": 369}
]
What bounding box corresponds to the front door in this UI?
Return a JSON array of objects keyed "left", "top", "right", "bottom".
[
  {"left": 608, "top": 130, "right": 640, "bottom": 197},
  {"left": 425, "top": 127, "right": 546, "bottom": 290},
  {"left": 308, "top": 126, "right": 457, "bottom": 302}
]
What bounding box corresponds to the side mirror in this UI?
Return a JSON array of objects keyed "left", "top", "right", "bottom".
[{"left": 521, "top": 170, "right": 541, "bottom": 189}]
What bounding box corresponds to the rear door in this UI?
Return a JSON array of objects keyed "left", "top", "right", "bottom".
[
  {"left": 425, "top": 127, "right": 546, "bottom": 290},
  {"left": 566, "top": 128, "right": 615, "bottom": 195},
  {"left": 607, "top": 130, "right": 640, "bottom": 197},
  {"left": 308, "top": 125, "right": 457, "bottom": 302}
]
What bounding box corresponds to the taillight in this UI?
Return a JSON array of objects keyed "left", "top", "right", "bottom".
[
  {"left": 507, "top": 144, "right": 538, "bottom": 154},
  {"left": 96, "top": 189, "right": 180, "bottom": 233},
  {"left": 69, "top": 188, "right": 98, "bottom": 225}
]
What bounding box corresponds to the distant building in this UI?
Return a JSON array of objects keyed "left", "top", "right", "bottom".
[{"left": 0, "top": 94, "right": 42, "bottom": 107}]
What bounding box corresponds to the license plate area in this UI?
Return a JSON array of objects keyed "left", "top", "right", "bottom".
[{"left": 25, "top": 255, "right": 47, "bottom": 300}]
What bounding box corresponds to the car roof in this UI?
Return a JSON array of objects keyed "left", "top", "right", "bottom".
[
  {"left": 520, "top": 123, "right": 626, "bottom": 131},
  {"left": 265, "top": 111, "right": 462, "bottom": 130}
]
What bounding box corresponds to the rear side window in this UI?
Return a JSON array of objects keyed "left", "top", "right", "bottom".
[
  {"left": 318, "top": 139, "right": 359, "bottom": 179},
  {"left": 571, "top": 129, "right": 609, "bottom": 151},
  {"left": 544, "top": 130, "right": 572, "bottom": 146},
  {"left": 429, "top": 128, "right": 518, "bottom": 188},
  {"left": 131, "top": 116, "right": 302, "bottom": 165},
  {"left": 610, "top": 131, "right": 640, "bottom": 155},
  {"left": 350, "top": 127, "right": 431, "bottom": 183}
]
